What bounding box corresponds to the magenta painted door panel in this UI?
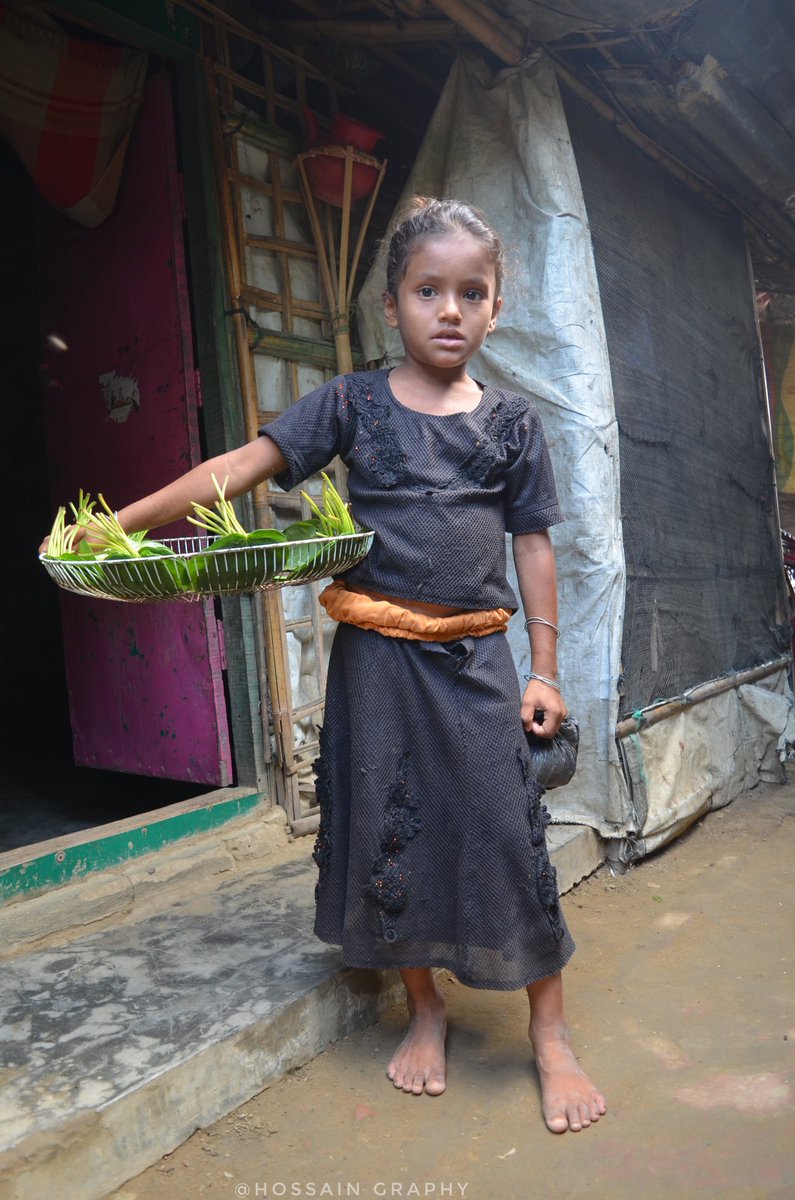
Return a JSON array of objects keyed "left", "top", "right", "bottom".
[{"left": 39, "top": 71, "right": 233, "bottom": 785}]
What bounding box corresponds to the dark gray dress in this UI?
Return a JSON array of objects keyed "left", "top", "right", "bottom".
[{"left": 261, "top": 369, "right": 576, "bottom": 989}]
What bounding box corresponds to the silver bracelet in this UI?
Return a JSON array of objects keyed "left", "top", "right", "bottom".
[
  {"left": 524, "top": 671, "right": 561, "bottom": 692},
  {"left": 524, "top": 616, "right": 560, "bottom": 638}
]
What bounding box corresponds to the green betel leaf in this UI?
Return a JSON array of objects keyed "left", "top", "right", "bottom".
[
  {"left": 138, "top": 542, "right": 177, "bottom": 557},
  {"left": 246, "top": 529, "right": 288, "bottom": 545},
  {"left": 282, "top": 520, "right": 323, "bottom": 541},
  {"left": 207, "top": 533, "right": 251, "bottom": 552}
]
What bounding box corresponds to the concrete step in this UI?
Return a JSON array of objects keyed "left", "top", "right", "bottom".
[{"left": 0, "top": 826, "right": 602, "bottom": 1200}]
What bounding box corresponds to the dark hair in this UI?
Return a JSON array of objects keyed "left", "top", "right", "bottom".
[{"left": 384, "top": 196, "right": 504, "bottom": 299}]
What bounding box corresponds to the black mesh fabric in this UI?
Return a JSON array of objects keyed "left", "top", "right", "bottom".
[
  {"left": 313, "top": 623, "right": 575, "bottom": 989},
  {"left": 260, "top": 369, "right": 562, "bottom": 611},
  {"left": 564, "top": 91, "right": 789, "bottom": 718},
  {"left": 261, "top": 368, "right": 574, "bottom": 986}
]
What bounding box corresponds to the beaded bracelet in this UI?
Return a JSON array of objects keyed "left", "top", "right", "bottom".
[
  {"left": 523, "top": 671, "right": 561, "bottom": 692},
  {"left": 524, "top": 616, "right": 560, "bottom": 638}
]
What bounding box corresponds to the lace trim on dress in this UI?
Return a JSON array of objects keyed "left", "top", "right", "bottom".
[
  {"left": 311, "top": 728, "right": 333, "bottom": 902},
  {"left": 364, "top": 752, "right": 421, "bottom": 944},
  {"left": 344, "top": 376, "right": 407, "bottom": 488},
  {"left": 519, "top": 750, "right": 566, "bottom": 943},
  {"left": 461, "top": 396, "right": 529, "bottom": 485}
]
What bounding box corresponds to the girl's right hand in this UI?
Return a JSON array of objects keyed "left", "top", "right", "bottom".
[
  {"left": 39, "top": 520, "right": 103, "bottom": 556},
  {"left": 39, "top": 527, "right": 81, "bottom": 555}
]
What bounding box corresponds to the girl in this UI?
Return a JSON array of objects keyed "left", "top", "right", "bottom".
[{"left": 50, "top": 197, "right": 605, "bottom": 1133}]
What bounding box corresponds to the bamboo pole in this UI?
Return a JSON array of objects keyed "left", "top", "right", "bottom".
[
  {"left": 204, "top": 65, "right": 261, "bottom": 454},
  {"left": 295, "top": 143, "right": 387, "bottom": 379},
  {"left": 295, "top": 157, "right": 339, "bottom": 317},
  {"left": 347, "top": 159, "right": 387, "bottom": 307},
  {"left": 615, "top": 657, "right": 791, "bottom": 739},
  {"left": 426, "top": 0, "right": 524, "bottom": 65},
  {"left": 244, "top": 233, "right": 316, "bottom": 259},
  {"left": 290, "top": 813, "right": 321, "bottom": 837},
  {"left": 270, "top": 153, "right": 291, "bottom": 335},
  {"left": 337, "top": 152, "right": 354, "bottom": 317},
  {"left": 325, "top": 204, "right": 338, "bottom": 303},
  {"left": 742, "top": 226, "right": 789, "bottom": 607},
  {"left": 240, "top": 282, "right": 327, "bottom": 320},
  {"left": 205, "top": 57, "right": 300, "bottom": 811},
  {"left": 275, "top": 18, "right": 455, "bottom": 42}
]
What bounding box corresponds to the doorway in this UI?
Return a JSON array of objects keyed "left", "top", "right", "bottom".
[{"left": 0, "top": 71, "right": 226, "bottom": 856}]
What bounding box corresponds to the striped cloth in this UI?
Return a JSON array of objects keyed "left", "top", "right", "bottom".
[{"left": 0, "top": 3, "right": 146, "bottom": 226}]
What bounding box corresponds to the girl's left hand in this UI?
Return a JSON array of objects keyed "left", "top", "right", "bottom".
[{"left": 521, "top": 678, "right": 568, "bottom": 739}]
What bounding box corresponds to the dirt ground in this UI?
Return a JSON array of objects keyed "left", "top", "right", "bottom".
[{"left": 111, "top": 775, "right": 795, "bottom": 1200}]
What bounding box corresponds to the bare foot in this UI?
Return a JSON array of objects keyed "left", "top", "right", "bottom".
[
  {"left": 530, "top": 1020, "right": 607, "bottom": 1133},
  {"left": 387, "top": 993, "right": 447, "bottom": 1096}
]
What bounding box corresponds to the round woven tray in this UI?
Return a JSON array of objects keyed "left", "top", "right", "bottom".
[{"left": 40, "top": 531, "right": 374, "bottom": 603}]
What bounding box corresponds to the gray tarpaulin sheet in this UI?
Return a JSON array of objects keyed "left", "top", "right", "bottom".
[
  {"left": 357, "top": 52, "right": 628, "bottom": 834},
  {"left": 355, "top": 50, "right": 794, "bottom": 849},
  {"left": 615, "top": 667, "right": 795, "bottom": 865}
]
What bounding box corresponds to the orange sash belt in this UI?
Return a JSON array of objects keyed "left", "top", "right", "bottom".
[{"left": 318, "top": 580, "right": 512, "bottom": 642}]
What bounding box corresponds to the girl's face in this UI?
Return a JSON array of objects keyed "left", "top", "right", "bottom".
[{"left": 383, "top": 233, "right": 502, "bottom": 374}]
